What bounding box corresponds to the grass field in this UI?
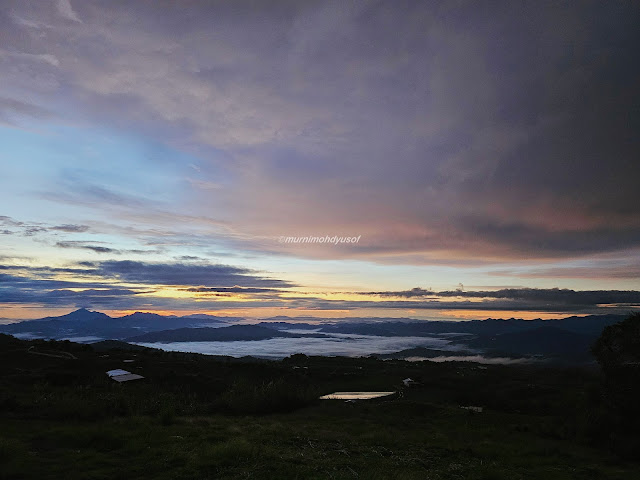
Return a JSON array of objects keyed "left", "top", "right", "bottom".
[{"left": 0, "top": 335, "right": 638, "bottom": 479}]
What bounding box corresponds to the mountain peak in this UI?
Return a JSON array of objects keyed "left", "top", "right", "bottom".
[
  {"left": 58, "top": 308, "right": 110, "bottom": 321},
  {"left": 119, "top": 312, "right": 165, "bottom": 320}
]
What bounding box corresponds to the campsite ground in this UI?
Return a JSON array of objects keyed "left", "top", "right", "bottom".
[{"left": 0, "top": 335, "right": 638, "bottom": 479}]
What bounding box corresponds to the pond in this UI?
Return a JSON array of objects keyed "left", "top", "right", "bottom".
[{"left": 319, "top": 391, "right": 395, "bottom": 400}]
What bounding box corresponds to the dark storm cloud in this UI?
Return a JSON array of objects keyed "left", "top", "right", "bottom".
[
  {"left": 0, "top": 269, "right": 153, "bottom": 308},
  {"left": 0, "top": 261, "right": 293, "bottom": 310},
  {"left": 456, "top": 218, "right": 640, "bottom": 258},
  {"left": 94, "top": 260, "right": 294, "bottom": 288},
  {"left": 0, "top": 287, "right": 143, "bottom": 306},
  {"left": 197, "top": 1, "right": 640, "bottom": 261},
  {"left": 0, "top": 269, "right": 169, "bottom": 311},
  {"left": 0, "top": 262, "right": 152, "bottom": 308},
  {"left": 363, "top": 287, "right": 640, "bottom": 309},
  {"left": 438, "top": 288, "right": 640, "bottom": 306},
  {"left": 0, "top": 259, "right": 294, "bottom": 290},
  {"left": 1, "top": 1, "right": 639, "bottom": 264}
]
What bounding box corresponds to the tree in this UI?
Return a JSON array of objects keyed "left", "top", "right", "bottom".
[
  {"left": 592, "top": 312, "right": 640, "bottom": 373},
  {"left": 591, "top": 313, "right": 640, "bottom": 458}
]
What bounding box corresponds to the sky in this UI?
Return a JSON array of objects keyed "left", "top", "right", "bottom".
[{"left": 1, "top": 0, "right": 639, "bottom": 321}]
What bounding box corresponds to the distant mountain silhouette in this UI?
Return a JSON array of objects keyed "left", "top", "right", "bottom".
[
  {"left": 38, "top": 308, "right": 110, "bottom": 323},
  {"left": 257, "top": 322, "right": 320, "bottom": 330},
  {"left": 0, "top": 309, "right": 228, "bottom": 340},
  {"left": 314, "top": 315, "right": 623, "bottom": 337},
  {"left": 464, "top": 326, "right": 596, "bottom": 356}
]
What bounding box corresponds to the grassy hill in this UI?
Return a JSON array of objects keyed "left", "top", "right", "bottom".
[{"left": 0, "top": 333, "right": 637, "bottom": 479}]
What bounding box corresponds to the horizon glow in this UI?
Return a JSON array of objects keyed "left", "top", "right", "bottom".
[{"left": 1, "top": 1, "right": 639, "bottom": 321}]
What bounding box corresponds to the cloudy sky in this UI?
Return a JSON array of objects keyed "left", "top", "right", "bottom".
[{"left": 1, "top": 0, "right": 639, "bottom": 321}]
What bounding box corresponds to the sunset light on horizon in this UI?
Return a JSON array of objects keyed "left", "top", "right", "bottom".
[{"left": 1, "top": 0, "right": 639, "bottom": 322}]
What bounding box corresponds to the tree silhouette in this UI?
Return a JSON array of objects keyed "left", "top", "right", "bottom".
[
  {"left": 592, "top": 312, "right": 640, "bottom": 372},
  {"left": 591, "top": 313, "right": 640, "bottom": 458}
]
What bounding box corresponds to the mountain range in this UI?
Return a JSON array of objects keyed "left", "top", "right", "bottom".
[
  {"left": 0, "top": 308, "right": 229, "bottom": 340},
  {"left": 0, "top": 309, "right": 626, "bottom": 362}
]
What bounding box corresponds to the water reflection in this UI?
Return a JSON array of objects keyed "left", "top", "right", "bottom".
[{"left": 319, "top": 392, "right": 395, "bottom": 400}]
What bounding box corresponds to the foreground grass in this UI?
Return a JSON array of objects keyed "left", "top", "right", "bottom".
[
  {"left": 2, "top": 406, "right": 635, "bottom": 480},
  {"left": 0, "top": 336, "right": 638, "bottom": 479}
]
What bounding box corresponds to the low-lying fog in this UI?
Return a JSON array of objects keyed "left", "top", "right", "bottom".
[{"left": 136, "top": 333, "right": 455, "bottom": 359}]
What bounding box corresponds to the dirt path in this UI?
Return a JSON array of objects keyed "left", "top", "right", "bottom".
[{"left": 27, "top": 345, "right": 77, "bottom": 360}]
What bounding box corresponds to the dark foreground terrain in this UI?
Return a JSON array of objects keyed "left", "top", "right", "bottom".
[{"left": 0, "top": 334, "right": 638, "bottom": 479}]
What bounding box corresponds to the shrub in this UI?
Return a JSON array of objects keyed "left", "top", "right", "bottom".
[
  {"left": 590, "top": 313, "right": 640, "bottom": 459},
  {"left": 219, "top": 377, "right": 316, "bottom": 414}
]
